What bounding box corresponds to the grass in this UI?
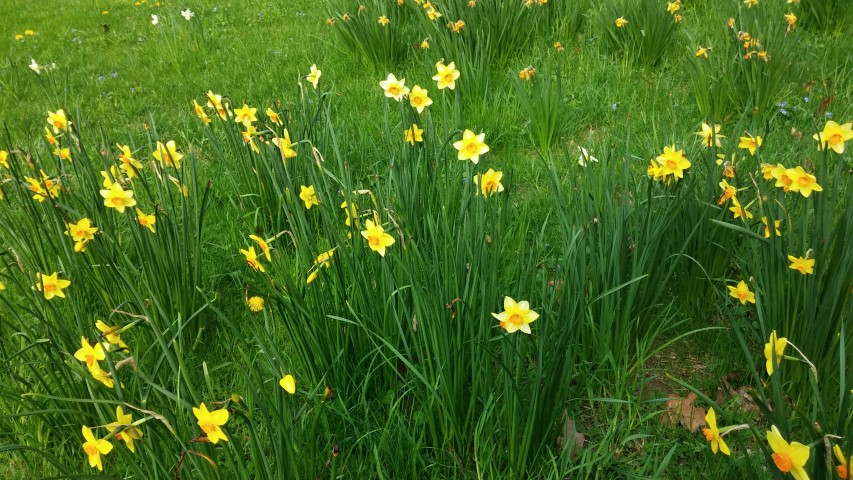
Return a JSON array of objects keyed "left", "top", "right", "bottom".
[{"left": 0, "top": 0, "right": 851, "bottom": 478}]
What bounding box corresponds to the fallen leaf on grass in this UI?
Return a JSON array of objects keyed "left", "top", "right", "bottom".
[
  {"left": 660, "top": 392, "right": 706, "bottom": 432},
  {"left": 556, "top": 411, "right": 586, "bottom": 459}
]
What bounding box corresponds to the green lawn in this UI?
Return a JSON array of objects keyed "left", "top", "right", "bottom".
[{"left": 1, "top": 0, "right": 851, "bottom": 478}]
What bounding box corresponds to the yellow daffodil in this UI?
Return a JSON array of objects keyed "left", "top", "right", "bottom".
[
  {"left": 409, "top": 85, "right": 433, "bottom": 113},
  {"left": 116, "top": 144, "right": 143, "bottom": 177},
  {"left": 473, "top": 168, "right": 504, "bottom": 197},
  {"left": 65, "top": 218, "right": 98, "bottom": 252},
  {"left": 767, "top": 425, "right": 809, "bottom": 479},
  {"left": 106, "top": 406, "right": 143, "bottom": 453},
  {"left": 615, "top": 16, "right": 628, "bottom": 28},
  {"left": 81, "top": 426, "right": 113, "bottom": 471},
  {"left": 738, "top": 134, "right": 762, "bottom": 155},
  {"left": 34, "top": 272, "right": 71, "bottom": 300},
  {"left": 53, "top": 147, "right": 71, "bottom": 161},
  {"left": 378, "top": 15, "right": 390, "bottom": 25},
  {"left": 696, "top": 123, "right": 724, "bottom": 148},
  {"left": 206, "top": 90, "right": 228, "bottom": 119},
  {"left": 729, "top": 196, "right": 753, "bottom": 221},
  {"left": 342, "top": 200, "right": 358, "bottom": 227},
  {"left": 379, "top": 73, "right": 410, "bottom": 101},
  {"left": 426, "top": 7, "right": 442, "bottom": 20},
  {"left": 47, "top": 109, "right": 70, "bottom": 133},
  {"left": 813, "top": 121, "right": 852, "bottom": 154},
  {"left": 432, "top": 61, "right": 460, "bottom": 90},
  {"left": 44, "top": 128, "right": 57, "bottom": 145},
  {"left": 770, "top": 164, "right": 793, "bottom": 192},
  {"left": 242, "top": 124, "right": 259, "bottom": 153},
  {"left": 405, "top": 124, "right": 424, "bottom": 145},
  {"left": 361, "top": 219, "right": 395, "bottom": 257},
  {"left": 24, "top": 171, "right": 61, "bottom": 202},
  {"left": 764, "top": 331, "right": 787, "bottom": 375},
  {"left": 762, "top": 217, "right": 782, "bottom": 238},
  {"left": 315, "top": 249, "right": 334, "bottom": 267},
  {"left": 655, "top": 145, "right": 691, "bottom": 179},
  {"left": 96, "top": 320, "right": 128, "bottom": 350},
  {"left": 449, "top": 19, "right": 465, "bottom": 32},
  {"left": 702, "top": 408, "right": 731, "bottom": 456},
  {"left": 152, "top": 140, "right": 183, "bottom": 169},
  {"left": 788, "top": 166, "right": 823, "bottom": 197},
  {"left": 727, "top": 280, "right": 755, "bottom": 305},
  {"left": 279, "top": 374, "right": 296, "bottom": 394},
  {"left": 491, "top": 296, "right": 540, "bottom": 334},
  {"left": 100, "top": 183, "right": 136, "bottom": 213},
  {"left": 306, "top": 271, "right": 319, "bottom": 284},
  {"left": 136, "top": 208, "right": 156, "bottom": 233},
  {"left": 518, "top": 66, "right": 535, "bottom": 80},
  {"left": 272, "top": 129, "right": 298, "bottom": 159},
  {"left": 299, "top": 185, "right": 319, "bottom": 209},
  {"left": 233, "top": 103, "right": 257, "bottom": 126},
  {"left": 193, "top": 403, "right": 229, "bottom": 443},
  {"left": 0, "top": 150, "right": 9, "bottom": 169},
  {"left": 695, "top": 46, "right": 708, "bottom": 58},
  {"left": 420, "top": 38, "right": 430, "bottom": 49},
  {"left": 74, "top": 337, "right": 106, "bottom": 370},
  {"left": 717, "top": 179, "right": 736, "bottom": 205},
  {"left": 453, "top": 129, "right": 489, "bottom": 164},
  {"left": 306, "top": 64, "right": 322, "bottom": 89},
  {"left": 834, "top": 444, "right": 850, "bottom": 480},
  {"left": 784, "top": 12, "right": 797, "bottom": 29},
  {"left": 193, "top": 99, "right": 211, "bottom": 125},
  {"left": 787, "top": 255, "right": 814, "bottom": 275},
  {"left": 240, "top": 246, "right": 265, "bottom": 273},
  {"left": 247, "top": 296, "right": 265, "bottom": 312},
  {"left": 265, "top": 107, "right": 282, "bottom": 125},
  {"left": 249, "top": 235, "right": 272, "bottom": 261},
  {"left": 89, "top": 362, "right": 115, "bottom": 388}
]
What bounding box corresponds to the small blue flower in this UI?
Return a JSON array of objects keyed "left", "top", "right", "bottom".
[
  {"left": 611, "top": 103, "right": 618, "bottom": 111},
  {"left": 804, "top": 96, "right": 810, "bottom": 103},
  {"left": 825, "top": 111, "right": 833, "bottom": 119}
]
